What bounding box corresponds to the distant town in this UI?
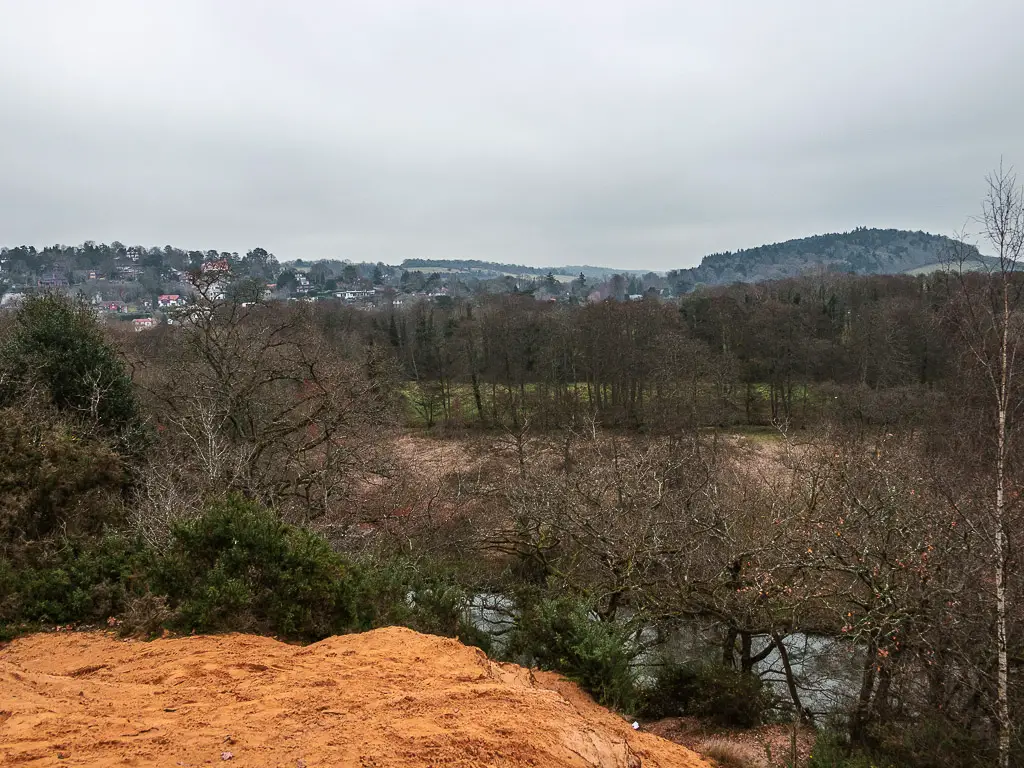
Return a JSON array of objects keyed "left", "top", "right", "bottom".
[
  {"left": 0, "top": 229, "right": 975, "bottom": 331},
  {"left": 0, "top": 242, "right": 674, "bottom": 330}
]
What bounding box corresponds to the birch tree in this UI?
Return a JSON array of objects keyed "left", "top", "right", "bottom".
[{"left": 946, "top": 164, "right": 1024, "bottom": 767}]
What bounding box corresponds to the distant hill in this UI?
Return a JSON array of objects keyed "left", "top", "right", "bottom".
[
  {"left": 670, "top": 228, "right": 983, "bottom": 288},
  {"left": 400, "top": 230, "right": 984, "bottom": 286},
  {"left": 398, "top": 259, "right": 648, "bottom": 279}
]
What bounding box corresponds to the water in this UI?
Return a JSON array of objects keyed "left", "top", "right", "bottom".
[
  {"left": 464, "top": 592, "right": 862, "bottom": 719},
  {"left": 466, "top": 592, "right": 517, "bottom": 653},
  {"left": 751, "top": 632, "right": 861, "bottom": 718}
]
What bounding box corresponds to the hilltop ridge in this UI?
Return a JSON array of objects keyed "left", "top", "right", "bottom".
[{"left": 668, "top": 227, "right": 981, "bottom": 288}]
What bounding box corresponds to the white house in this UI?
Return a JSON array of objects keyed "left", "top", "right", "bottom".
[
  {"left": 335, "top": 289, "right": 375, "bottom": 301},
  {"left": 158, "top": 294, "right": 186, "bottom": 308}
]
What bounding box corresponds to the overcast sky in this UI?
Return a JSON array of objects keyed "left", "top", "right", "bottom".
[{"left": 2, "top": 1, "right": 1023, "bottom": 270}]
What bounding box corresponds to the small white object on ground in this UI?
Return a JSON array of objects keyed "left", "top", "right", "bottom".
[{"left": 631, "top": 721, "right": 640, "bottom": 730}]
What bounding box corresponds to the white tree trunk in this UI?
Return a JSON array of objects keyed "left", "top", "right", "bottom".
[{"left": 996, "top": 282, "right": 1010, "bottom": 768}]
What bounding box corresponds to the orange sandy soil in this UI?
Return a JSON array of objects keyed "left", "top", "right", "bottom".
[{"left": 0, "top": 627, "right": 711, "bottom": 768}]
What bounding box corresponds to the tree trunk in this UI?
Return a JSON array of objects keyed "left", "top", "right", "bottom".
[
  {"left": 772, "top": 631, "right": 811, "bottom": 725},
  {"left": 722, "top": 627, "right": 738, "bottom": 668},
  {"left": 850, "top": 641, "right": 877, "bottom": 745},
  {"left": 470, "top": 372, "right": 485, "bottom": 427},
  {"left": 995, "top": 281, "right": 1010, "bottom": 768}
]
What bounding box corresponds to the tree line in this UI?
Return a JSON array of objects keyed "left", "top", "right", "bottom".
[{"left": 330, "top": 267, "right": 983, "bottom": 433}]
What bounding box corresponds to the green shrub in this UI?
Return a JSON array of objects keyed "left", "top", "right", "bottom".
[
  {"left": 406, "top": 580, "right": 492, "bottom": 652},
  {"left": 639, "top": 661, "right": 775, "bottom": 727},
  {"left": 807, "top": 729, "right": 894, "bottom": 768},
  {"left": 509, "top": 597, "right": 639, "bottom": 711},
  {"left": 0, "top": 495, "right": 492, "bottom": 645},
  {"left": 152, "top": 495, "right": 355, "bottom": 640},
  {"left": 0, "top": 535, "right": 146, "bottom": 629},
  {"left": 347, "top": 558, "right": 491, "bottom": 651},
  {"left": 0, "top": 406, "right": 129, "bottom": 542},
  {"left": 0, "top": 293, "right": 146, "bottom": 453},
  {"left": 869, "top": 716, "right": 999, "bottom": 768},
  {"left": 337, "top": 555, "right": 410, "bottom": 630}
]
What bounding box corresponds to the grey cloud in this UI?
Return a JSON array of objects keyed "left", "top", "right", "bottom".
[{"left": 1, "top": 0, "right": 1023, "bottom": 269}]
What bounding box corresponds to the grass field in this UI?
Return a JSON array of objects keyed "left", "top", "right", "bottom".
[
  {"left": 400, "top": 380, "right": 817, "bottom": 429},
  {"left": 401, "top": 381, "right": 583, "bottom": 426}
]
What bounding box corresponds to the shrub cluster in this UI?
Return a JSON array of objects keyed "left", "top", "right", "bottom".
[
  {"left": 0, "top": 535, "right": 143, "bottom": 637},
  {"left": 639, "top": 660, "right": 776, "bottom": 728},
  {"left": 508, "top": 597, "right": 640, "bottom": 711},
  {"left": 0, "top": 495, "right": 478, "bottom": 644},
  {"left": 503, "top": 595, "right": 774, "bottom": 726},
  {"left": 150, "top": 497, "right": 355, "bottom": 639}
]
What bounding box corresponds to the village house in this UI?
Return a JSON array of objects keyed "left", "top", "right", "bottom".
[
  {"left": 132, "top": 317, "right": 156, "bottom": 331},
  {"left": 158, "top": 294, "right": 185, "bottom": 308},
  {"left": 334, "top": 289, "right": 376, "bottom": 301},
  {"left": 38, "top": 272, "right": 68, "bottom": 288},
  {"left": 117, "top": 264, "right": 143, "bottom": 279},
  {"left": 201, "top": 259, "right": 230, "bottom": 274}
]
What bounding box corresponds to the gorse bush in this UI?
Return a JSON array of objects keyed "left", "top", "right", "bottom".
[
  {"left": 509, "top": 597, "right": 639, "bottom": 711},
  {"left": 151, "top": 495, "right": 355, "bottom": 640},
  {"left": 0, "top": 405, "right": 129, "bottom": 542},
  {"left": 0, "top": 494, "right": 490, "bottom": 646},
  {"left": 349, "top": 559, "right": 491, "bottom": 651},
  {"left": 409, "top": 581, "right": 491, "bottom": 651},
  {"left": 0, "top": 294, "right": 140, "bottom": 548},
  {"left": 0, "top": 495, "right": 357, "bottom": 641},
  {"left": 639, "top": 660, "right": 775, "bottom": 727},
  {"left": 0, "top": 535, "right": 144, "bottom": 630}
]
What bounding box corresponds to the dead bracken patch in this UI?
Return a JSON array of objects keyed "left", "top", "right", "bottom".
[{"left": 646, "top": 716, "right": 815, "bottom": 768}]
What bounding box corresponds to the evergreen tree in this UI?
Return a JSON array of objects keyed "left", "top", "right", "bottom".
[{"left": 0, "top": 293, "right": 145, "bottom": 453}]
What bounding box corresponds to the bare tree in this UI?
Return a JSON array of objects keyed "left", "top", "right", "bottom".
[
  {"left": 133, "top": 275, "right": 400, "bottom": 527},
  {"left": 945, "top": 164, "right": 1024, "bottom": 767}
]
